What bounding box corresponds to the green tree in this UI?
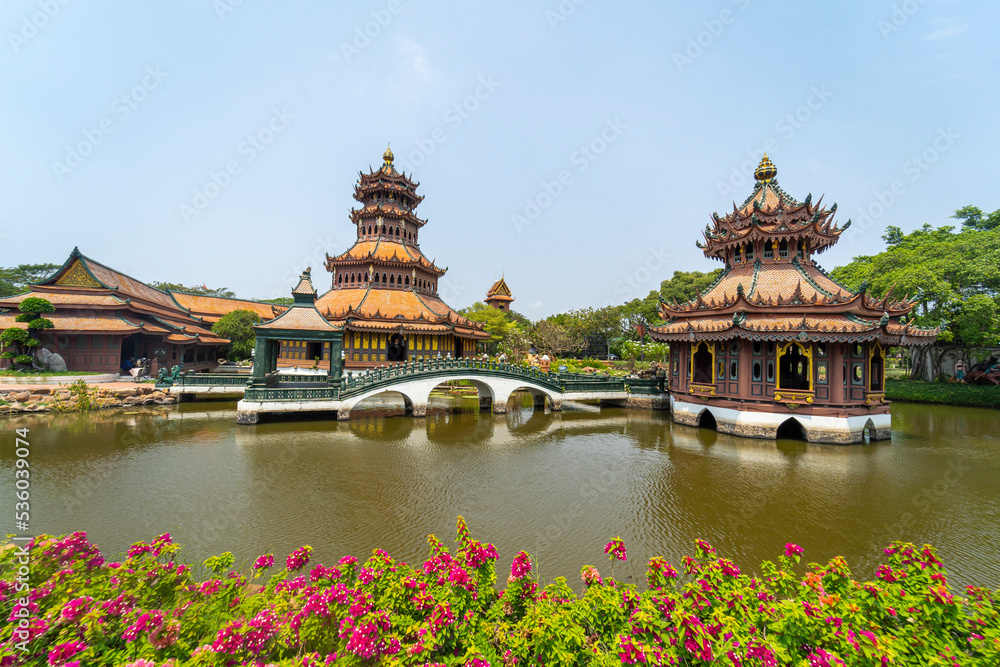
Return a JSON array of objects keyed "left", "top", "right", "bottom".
[
  {"left": 1, "top": 297, "right": 55, "bottom": 369},
  {"left": 212, "top": 309, "right": 262, "bottom": 360},
  {"left": 952, "top": 205, "right": 1000, "bottom": 231},
  {"left": 460, "top": 302, "right": 515, "bottom": 349},
  {"left": 633, "top": 269, "right": 725, "bottom": 323},
  {"left": 831, "top": 217, "right": 1000, "bottom": 378},
  {"left": 0, "top": 263, "right": 60, "bottom": 297},
  {"left": 532, "top": 320, "right": 581, "bottom": 357},
  {"left": 151, "top": 282, "right": 237, "bottom": 298}
]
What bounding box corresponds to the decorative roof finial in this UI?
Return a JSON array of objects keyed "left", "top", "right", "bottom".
[
  {"left": 383, "top": 144, "right": 394, "bottom": 166},
  {"left": 754, "top": 153, "right": 777, "bottom": 183}
]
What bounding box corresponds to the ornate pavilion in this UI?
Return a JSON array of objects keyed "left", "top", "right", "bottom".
[
  {"left": 272, "top": 147, "right": 489, "bottom": 370},
  {"left": 0, "top": 248, "right": 278, "bottom": 373},
  {"left": 649, "top": 156, "right": 937, "bottom": 443},
  {"left": 485, "top": 277, "right": 515, "bottom": 310}
]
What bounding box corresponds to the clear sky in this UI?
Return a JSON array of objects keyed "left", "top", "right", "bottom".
[{"left": 1, "top": 1, "right": 996, "bottom": 317}]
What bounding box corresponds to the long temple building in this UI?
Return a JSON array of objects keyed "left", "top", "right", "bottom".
[
  {"left": 649, "top": 156, "right": 937, "bottom": 444},
  {"left": 271, "top": 147, "right": 488, "bottom": 370},
  {"left": 0, "top": 249, "right": 280, "bottom": 373}
]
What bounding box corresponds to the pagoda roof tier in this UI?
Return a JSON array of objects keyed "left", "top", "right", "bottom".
[
  {"left": 660, "top": 259, "right": 921, "bottom": 320},
  {"left": 326, "top": 239, "right": 445, "bottom": 276},
  {"left": 699, "top": 156, "right": 847, "bottom": 261},
  {"left": 316, "top": 286, "right": 489, "bottom": 339},
  {"left": 649, "top": 312, "right": 937, "bottom": 346},
  {"left": 349, "top": 203, "right": 427, "bottom": 228},
  {"left": 353, "top": 146, "right": 425, "bottom": 205}
]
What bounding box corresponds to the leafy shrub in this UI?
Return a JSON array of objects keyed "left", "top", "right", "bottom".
[{"left": 1, "top": 522, "right": 997, "bottom": 666}]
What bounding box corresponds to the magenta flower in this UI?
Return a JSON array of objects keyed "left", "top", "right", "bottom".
[
  {"left": 287, "top": 545, "right": 312, "bottom": 571},
  {"left": 509, "top": 552, "right": 532, "bottom": 580},
  {"left": 253, "top": 554, "right": 275, "bottom": 570},
  {"left": 604, "top": 537, "right": 627, "bottom": 562},
  {"left": 59, "top": 596, "right": 93, "bottom": 622},
  {"left": 47, "top": 641, "right": 87, "bottom": 666},
  {"left": 784, "top": 543, "right": 804, "bottom": 557}
]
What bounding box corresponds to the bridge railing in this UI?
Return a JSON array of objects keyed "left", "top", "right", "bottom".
[
  {"left": 158, "top": 372, "right": 251, "bottom": 388},
  {"left": 235, "top": 357, "right": 666, "bottom": 403},
  {"left": 244, "top": 385, "right": 339, "bottom": 402}
]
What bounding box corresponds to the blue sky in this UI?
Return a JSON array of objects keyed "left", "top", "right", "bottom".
[{"left": 1, "top": 1, "right": 996, "bottom": 317}]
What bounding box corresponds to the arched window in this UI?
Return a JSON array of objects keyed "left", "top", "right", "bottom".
[
  {"left": 778, "top": 342, "right": 811, "bottom": 390},
  {"left": 691, "top": 342, "right": 714, "bottom": 385},
  {"left": 763, "top": 240, "right": 774, "bottom": 259},
  {"left": 746, "top": 243, "right": 755, "bottom": 261},
  {"left": 405, "top": 276, "right": 410, "bottom": 286},
  {"left": 350, "top": 274, "right": 355, "bottom": 284},
  {"left": 395, "top": 227, "right": 400, "bottom": 236},
  {"left": 381, "top": 226, "right": 386, "bottom": 235},
  {"left": 389, "top": 274, "right": 395, "bottom": 285},
  {"left": 869, "top": 344, "right": 884, "bottom": 391},
  {"left": 338, "top": 274, "right": 343, "bottom": 284},
  {"left": 382, "top": 273, "right": 387, "bottom": 284}
]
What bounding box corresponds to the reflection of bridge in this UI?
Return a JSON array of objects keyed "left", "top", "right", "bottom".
[{"left": 160, "top": 358, "right": 666, "bottom": 424}]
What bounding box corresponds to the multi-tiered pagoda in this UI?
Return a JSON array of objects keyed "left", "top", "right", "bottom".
[
  {"left": 650, "top": 156, "right": 937, "bottom": 443},
  {"left": 273, "top": 147, "right": 488, "bottom": 370}
]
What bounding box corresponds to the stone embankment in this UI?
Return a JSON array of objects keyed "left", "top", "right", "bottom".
[{"left": 0, "top": 386, "right": 177, "bottom": 413}]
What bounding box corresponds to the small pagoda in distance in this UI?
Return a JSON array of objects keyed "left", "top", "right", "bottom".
[
  {"left": 649, "top": 155, "right": 937, "bottom": 444},
  {"left": 485, "top": 277, "right": 515, "bottom": 310}
]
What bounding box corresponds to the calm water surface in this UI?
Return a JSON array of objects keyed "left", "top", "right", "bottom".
[{"left": 3, "top": 397, "right": 999, "bottom": 588}]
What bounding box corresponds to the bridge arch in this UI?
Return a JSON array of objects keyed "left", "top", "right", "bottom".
[
  {"left": 775, "top": 417, "right": 808, "bottom": 441},
  {"left": 337, "top": 374, "right": 560, "bottom": 420},
  {"left": 697, "top": 408, "right": 718, "bottom": 431}
]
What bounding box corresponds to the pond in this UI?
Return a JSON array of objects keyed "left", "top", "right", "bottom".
[{"left": 3, "top": 396, "right": 998, "bottom": 589}]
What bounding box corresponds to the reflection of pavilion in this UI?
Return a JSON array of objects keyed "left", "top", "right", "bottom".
[{"left": 650, "top": 156, "right": 937, "bottom": 444}]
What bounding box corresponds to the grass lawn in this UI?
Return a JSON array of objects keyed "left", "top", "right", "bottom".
[{"left": 885, "top": 378, "right": 1000, "bottom": 409}]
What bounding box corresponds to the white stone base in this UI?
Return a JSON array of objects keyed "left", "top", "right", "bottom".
[{"left": 670, "top": 397, "right": 891, "bottom": 445}]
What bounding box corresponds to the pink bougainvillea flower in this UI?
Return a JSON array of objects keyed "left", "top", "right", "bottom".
[
  {"left": 253, "top": 554, "right": 275, "bottom": 570},
  {"left": 287, "top": 545, "right": 313, "bottom": 571},
  {"left": 47, "top": 641, "right": 87, "bottom": 666},
  {"left": 509, "top": 552, "right": 532, "bottom": 580},
  {"left": 605, "top": 537, "right": 627, "bottom": 562},
  {"left": 785, "top": 543, "right": 805, "bottom": 557}
]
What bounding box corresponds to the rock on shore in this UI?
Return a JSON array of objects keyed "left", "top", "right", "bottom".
[{"left": 0, "top": 386, "right": 177, "bottom": 413}]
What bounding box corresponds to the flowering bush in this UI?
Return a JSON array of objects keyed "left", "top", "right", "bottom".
[{"left": 1, "top": 524, "right": 998, "bottom": 665}]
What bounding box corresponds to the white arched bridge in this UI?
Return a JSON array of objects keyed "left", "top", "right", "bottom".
[{"left": 158, "top": 358, "right": 666, "bottom": 424}]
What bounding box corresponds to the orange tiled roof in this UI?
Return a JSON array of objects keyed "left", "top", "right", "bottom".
[
  {"left": 0, "top": 311, "right": 141, "bottom": 333},
  {"left": 0, "top": 290, "right": 126, "bottom": 307},
  {"left": 315, "top": 286, "right": 489, "bottom": 338},
  {"left": 169, "top": 292, "right": 285, "bottom": 323}
]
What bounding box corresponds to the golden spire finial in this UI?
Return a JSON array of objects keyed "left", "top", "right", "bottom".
[
  {"left": 383, "top": 144, "right": 394, "bottom": 165},
  {"left": 754, "top": 153, "right": 777, "bottom": 183}
]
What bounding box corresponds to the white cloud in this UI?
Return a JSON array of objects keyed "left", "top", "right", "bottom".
[
  {"left": 924, "top": 23, "right": 967, "bottom": 40},
  {"left": 397, "top": 36, "right": 431, "bottom": 81},
  {"left": 529, "top": 300, "right": 544, "bottom": 309}
]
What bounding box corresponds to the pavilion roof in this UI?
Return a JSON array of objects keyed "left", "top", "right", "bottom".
[{"left": 326, "top": 238, "right": 445, "bottom": 276}]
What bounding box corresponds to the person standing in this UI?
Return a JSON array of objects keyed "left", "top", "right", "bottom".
[{"left": 955, "top": 359, "right": 966, "bottom": 382}]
